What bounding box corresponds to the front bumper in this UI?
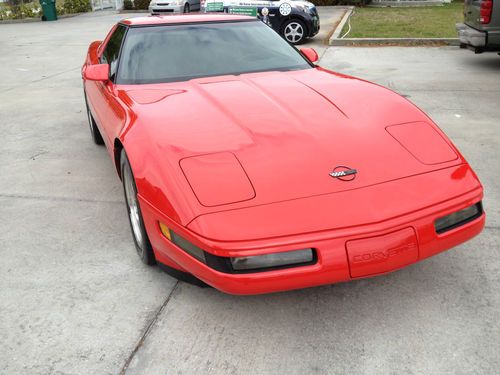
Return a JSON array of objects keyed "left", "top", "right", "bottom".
[
  {"left": 149, "top": 4, "right": 183, "bottom": 13},
  {"left": 308, "top": 8, "right": 320, "bottom": 37},
  {"left": 294, "top": 9, "right": 320, "bottom": 38},
  {"left": 309, "top": 15, "right": 320, "bottom": 37},
  {"left": 456, "top": 23, "right": 486, "bottom": 47},
  {"left": 140, "top": 165, "right": 484, "bottom": 295}
]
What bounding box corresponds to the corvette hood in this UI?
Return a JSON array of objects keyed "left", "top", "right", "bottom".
[{"left": 121, "top": 68, "right": 462, "bottom": 224}]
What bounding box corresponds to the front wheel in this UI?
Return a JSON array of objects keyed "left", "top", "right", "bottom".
[
  {"left": 281, "top": 19, "right": 307, "bottom": 45},
  {"left": 183, "top": 2, "right": 190, "bottom": 13},
  {"left": 121, "top": 149, "right": 156, "bottom": 265}
]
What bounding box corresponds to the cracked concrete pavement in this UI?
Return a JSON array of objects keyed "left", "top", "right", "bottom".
[{"left": 1, "top": 10, "right": 499, "bottom": 375}]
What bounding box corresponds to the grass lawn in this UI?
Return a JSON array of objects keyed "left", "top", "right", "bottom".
[{"left": 341, "top": 2, "right": 464, "bottom": 38}]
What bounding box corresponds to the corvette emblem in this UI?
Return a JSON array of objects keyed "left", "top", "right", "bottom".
[{"left": 330, "top": 166, "right": 357, "bottom": 181}]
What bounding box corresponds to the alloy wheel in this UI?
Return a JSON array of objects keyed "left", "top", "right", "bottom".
[
  {"left": 284, "top": 22, "right": 304, "bottom": 44},
  {"left": 123, "top": 162, "right": 146, "bottom": 254}
]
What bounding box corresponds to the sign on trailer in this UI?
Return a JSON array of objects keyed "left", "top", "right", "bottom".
[{"left": 228, "top": 6, "right": 258, "bottom": 16}]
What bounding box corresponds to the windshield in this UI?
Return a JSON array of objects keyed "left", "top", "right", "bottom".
[{"left": 117, "top": 21, "right": 312, "bottom": 84}]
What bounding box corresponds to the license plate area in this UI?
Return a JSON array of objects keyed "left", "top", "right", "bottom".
[{"left": 346, "top": 227, "right": 419, "bottom": 278}]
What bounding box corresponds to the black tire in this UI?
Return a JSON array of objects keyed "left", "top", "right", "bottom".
[
  {"left": 183, "top": 3, "right": 190, "bottom": 13},
  {"left": 84, "top": 96, "right": 104, "bottom": 145},
  {"left": 281, "top": 19, "right": 307, "bottom": 45},
  {"left": 120, "top": 149, "right": 156, "bottom": 265}
]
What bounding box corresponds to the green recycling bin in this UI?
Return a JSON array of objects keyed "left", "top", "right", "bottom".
[{"left": 39, "top": 0, "right": 57, "bottom": 21}]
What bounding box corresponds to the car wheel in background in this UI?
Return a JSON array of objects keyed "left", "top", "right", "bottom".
[
  {"left": 85, "top": 98, "right": 104, "bottom": 145},
  {"left": 184, "top": 3, "right": 190, "bottom": 13},
  {"left": 121, "top": 149, "right": 156, "bottom": 265},
  {"left": 282, "top": 19, "right": 306, "bottom": 45}
]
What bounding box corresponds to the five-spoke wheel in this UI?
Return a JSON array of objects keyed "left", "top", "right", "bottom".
[
  {"left": 282, "top": 19, "right": 306, "bottom": 45},
  {"left": 121, "top": 149, "right": 156, "bottom": 265}
]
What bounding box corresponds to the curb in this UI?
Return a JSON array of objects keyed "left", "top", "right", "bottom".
[
  {"left": 330, "top": 37, "right": 460, "bottom": 46},
  {"left": 329, "top": 6, "right": 353, "bottom": 42},
  {"left": 368, "top": 1, "right": 446, "bottom": 6}
]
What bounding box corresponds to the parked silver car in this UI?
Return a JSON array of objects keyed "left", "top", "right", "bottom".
[{"left": 149, "top": 0, "right": 200, "bottom": 14}]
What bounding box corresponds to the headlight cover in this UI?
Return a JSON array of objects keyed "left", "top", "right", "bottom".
[
  {"left": 180, "top": 152, "right": 255, "bottom": 207},
  {"left": 386, "top": 122, "right": 458, "bottom": 165}
]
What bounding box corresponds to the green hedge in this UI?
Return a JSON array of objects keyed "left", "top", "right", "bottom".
[
  {"left": 123, "top": 0, "right": 134, "bottom": 9},
  {"left": 1, "top": 2, "right": 42, "bottom": 19},
  {"left": 62, "top": 0, "right": 91, "bottom": 13},
  {"left": 0, "top": 0, "right": 91, "bottom": 20},
  {"left": 134, "top": 0, "right": 150, "bottom": 9}
]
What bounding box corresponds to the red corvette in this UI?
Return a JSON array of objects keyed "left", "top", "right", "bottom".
[{"left": 82, "top": 14, "right": 485, "bottom": 295}]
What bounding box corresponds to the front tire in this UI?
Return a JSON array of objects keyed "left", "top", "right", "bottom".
[
  {"left": 281, "top": 19, "right": 307, "bottom": 45},
  {"left": 121, "top": 149, "right": 156, "bottom": 265},
  {"left": 183, "top": 3, "right": 190, "bottom": 13}
]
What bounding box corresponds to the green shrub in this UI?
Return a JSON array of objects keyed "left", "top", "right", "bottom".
[
  {"left": 134, "top": 0, "right": 149, "bottom": 10},
  {"left": 5, "top": 0, "right": 21, "bottom": 17},
  {"left": 19, "top": 2, "right": 42, "bottom": 17},
  {"left": 123, "top": 0, "right": 134, "bottom": 9},
  {"left": 63, "top": 0, "right": 91, "bottom": 13},
  {"left": 56, "top": 4, "right": 66, "bottom": 15},
  {"left": 1, "top": 1, "right": 43, "bottom": 19},
  {"left": 0, "top": 8, "right": 8, "bottom": 20},
  {"left": 0, "top": 7, "right": 15, "bottom": 19},
  {"left": 6, "top": 0, "right": 22, "bottom": 8}
]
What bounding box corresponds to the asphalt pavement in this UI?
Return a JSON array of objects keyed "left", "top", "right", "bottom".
[{"left": 0, "top": 10, "right": 499, "bottom": 375}]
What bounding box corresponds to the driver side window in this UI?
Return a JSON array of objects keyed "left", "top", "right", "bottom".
[{"left": 100, "top": 25, "right": 127, "bottom": 82}]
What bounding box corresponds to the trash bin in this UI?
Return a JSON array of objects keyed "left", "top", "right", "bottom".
[{"left": 39, "top": 0, "right": 57, "bottom": 21}]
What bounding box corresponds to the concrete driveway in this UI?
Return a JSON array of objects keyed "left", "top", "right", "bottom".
[
  {"left": 302, "top": 6, "right": 348, "bottom": 56},
  {"left": 0, "top": 11, "right": 499, "bottom": 375}
]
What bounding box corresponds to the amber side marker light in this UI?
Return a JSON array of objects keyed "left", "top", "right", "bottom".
[
  {"left": 434, "top": 202, "right": 483, "bottom": 234},
  {"left": 159, "top": 222, "right": 171, "bottom": 240},
  {"left": 159, "top": 222, "right": 206, "bottom": 262}
]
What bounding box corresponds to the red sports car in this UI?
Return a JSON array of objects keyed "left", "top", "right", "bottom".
[{"left": 82, "top": 14, "right": 485, "bottom": 295}]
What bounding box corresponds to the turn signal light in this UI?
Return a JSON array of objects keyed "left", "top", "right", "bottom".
[{"left": 159, "top": 222, "right": 171, "bottom": 240}]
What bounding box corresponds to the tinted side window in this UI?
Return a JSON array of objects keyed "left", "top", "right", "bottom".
[{"left": 101, "top": 25, "right": 127, "bottom": 81}]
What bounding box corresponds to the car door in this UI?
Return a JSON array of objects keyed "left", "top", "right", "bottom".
[{"left": 86, "top": 24, "right": 128, "bottom": 149}]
